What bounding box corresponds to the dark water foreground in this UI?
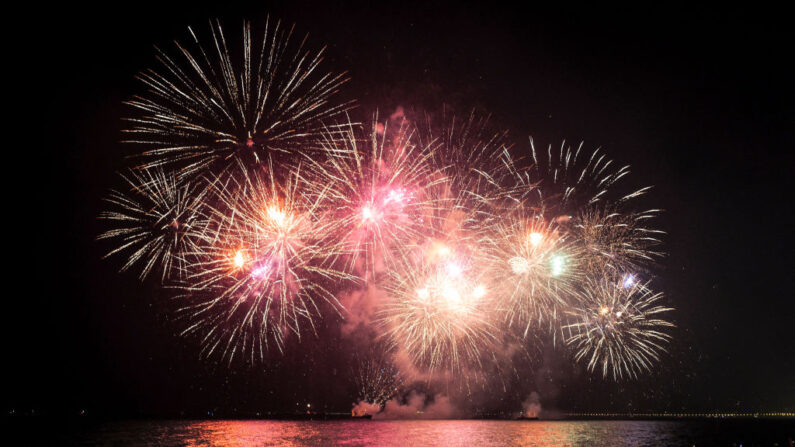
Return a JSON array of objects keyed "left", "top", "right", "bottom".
[{"left": 8, "top": 419, "right": 795, "bottom": 446}]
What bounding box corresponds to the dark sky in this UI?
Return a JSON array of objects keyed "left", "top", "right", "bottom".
[{"left": 9, "top": 2, "right": 793, "bottom": 417}]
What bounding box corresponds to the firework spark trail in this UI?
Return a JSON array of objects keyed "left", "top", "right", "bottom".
[
  {"left": 528, "top": 139, "right": 652, "bottom": 218},
  {"left": 573, "top": 206, "right": 664, "bottom": 277},
  {"left": 413, "top": 108, "right": 521, "bottom": 229},
  {"left": 98, "top": 168, "right": 210, "bottom": 280},
  {"left": 174, "top": 162, "right": 355, "bottom": 362},
  {"left": 563, "top": 277, "right": 674, "bottom": 380},
  {"left": 353, "top": 348, "right": 405, "bottom": 406},
  {"left": 124, "top": 18, "right": 352, "bottom": 180},
  {"left": 300, "top": 116, "right": 442, "bottom": 280}
]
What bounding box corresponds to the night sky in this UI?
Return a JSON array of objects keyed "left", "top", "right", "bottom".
[{"left": 10, "top": 2, "right": 793, "bottom": 417}]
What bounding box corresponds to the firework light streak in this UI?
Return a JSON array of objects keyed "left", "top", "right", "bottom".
[
  {"left": 528, "top": 139, "right": 651, "bottom": 219},
  {"left": 414, "top": 109, "right": 524, "bottom": 235},
  {"left": 573, "top": 207, "right": 664, "bottom": 277}
]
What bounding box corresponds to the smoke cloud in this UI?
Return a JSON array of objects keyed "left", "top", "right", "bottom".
[
  {"left": 378, "top": 391, "right": 459, "bottom": 419},
  {"left": 338, "top": 284, "right": 385, "bottom": 338},
  {"left": 351, "top": 391, "right": 460, "bottom": 419},
  {"left": 351, "top": 400, "right": 382, "bottom": 417},
  {"left": 521, "top": 391, "right": 542, "bottom": 418}
]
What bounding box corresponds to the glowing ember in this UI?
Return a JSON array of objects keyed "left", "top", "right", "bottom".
[
  {"left": 550, "top": 255, "right": 565, "bottom": 276},
  {"left": 267, "top": 206, "right": 287, "bottom": 227},
  {"left": 445, "top": 261, "right": 463, "bottom": 278},
  {"left": 361, "top": 205, "right": 375, "bottom": 222},
  {"left": 233, "top": 250, "right": 246, "bottom": 268},
  {"left": 472, "top": 285, "right": 486, "bottom": 299},
  {"left": 251, "top": 264, "right": 270, "bottom": 279},
  {"left": 435, "top": 244, "right": 451, "bottom": 258},
  {"left": 622, "top": 273, "right": 636, "bottom": 288},
  {"left": 509, "top": 256, "right": 532, "bottom": 274}
]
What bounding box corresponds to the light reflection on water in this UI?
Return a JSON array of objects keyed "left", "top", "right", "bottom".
[{"left": 64, "top": 419, "right": 745, "bottom": 446}]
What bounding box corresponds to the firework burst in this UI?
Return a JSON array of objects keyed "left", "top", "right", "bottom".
[
  {"left": 563, "top": 277, "right": 674, "bottom": 380},
  {"left": 482, "top": 209, "right": 581, "bottom": 337},
  {"left": 124, "top": 18, "right": 351, "bottom": 179},
  {"left": 175, "top": 163, "right": 355, "bottom": 361},
  {"left": 98, "top": 168, "right": 209, "bottom": 280},
  {"left": 301, "top": 116, "right": 440, "bottom": 279},
  {"left": 414, "top": 108, "right": 519, "bottom": 222},
  {"left": 378, "top": 242, "right": 498, "bottom": 376}
]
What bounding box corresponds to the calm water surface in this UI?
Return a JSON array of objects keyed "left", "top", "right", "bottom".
[{"left": 33, "top": 419, "right": 795, "bottom": 446}]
